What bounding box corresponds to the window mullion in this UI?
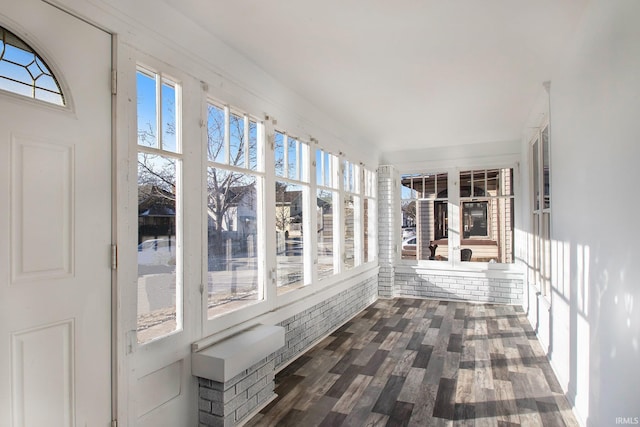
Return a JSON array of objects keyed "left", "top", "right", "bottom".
[
  {"left": 449, "top": 168, "right": 460, "bottom": 264},
  {"left": 156, "top": 74, "right": 163, "bottom": 150},
  {"left": 320, "top": 151, "right": 325, "bottom": 186},
  {"left": 262, "top": 122, "right": 277, "bottom": 305},
  {"left": 308, "top": 147, "right": 318, "bottom": 284},
  {"left": 244, "top": 115, "right": 250, "bottom": 170}
]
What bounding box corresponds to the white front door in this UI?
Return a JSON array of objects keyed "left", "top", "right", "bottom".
[{"left": 0, "top": 1, "right": 112, "bottom": 426}]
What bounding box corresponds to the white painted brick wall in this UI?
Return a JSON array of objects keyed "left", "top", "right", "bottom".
[
  {"left": 394, "top": 271, "right": 523, "bottom": 304},
  {"left": 377, "top": 165, "right": 396, "bottom": 297},
  {"left": 275, "top": 275, "right": 378, "bottom": 369},
  {"left": 198, "top": 357, "right": 275, "bottom": 427}
]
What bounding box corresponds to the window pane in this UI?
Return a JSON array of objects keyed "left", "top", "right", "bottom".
[
  {"left": 462, "top": 202, "right": 488, "bottom": 238},
  {"left": 532, "top": 212, "right": 540, "bottom": 286},
  {"left": 161, "top": 80, "right": 177, "bottom": 152},
  {"left": 542, "top": 126, "right": 550, "bottom": 208},
  {"left": 317, "top": 189, "right": 336, "bottom": 280},
  {"left": 287, "top": 138, "right": 298, "bottom": 180},
  {"left": 401, "top": 173, "right": 448, "bottom": 261},
  {"left": 317, "top": 151, "right": 339, "bottom": 189},
  {"left": 274, "top": 132, "right": 285, "bottom": 177},
  {"left": 206, "top": 167, "right": 261, "bottom": 316},
  {"left": 461, "top": 197, "right": 514, "bottom": 263},
  {"left": 207, "top": 103, "right": 225, "bottom": 163},
  {"left": 352, "top": 164, "right": 360, "bottom": 194},
  {"left": 364, "top": 198, "right": 375, "bottom": 263},
  {"left": 460, "top": 168, "right": 515, "bottom": 263},
  {"left": 344, "top": 195, "right": 355, "bottom": 269},
  {"left": 137, "top": 153, "right": 179, "bottom": 343},
  {"left": 542, "top": 212, "right": 551, "bottom": 295},
  {"left": 316, "top": 150, "right": 323, "bottom": 185},
  {"left": 137, "top": 70, "right": 157, "bottom": 148},
  {"left": 34, "top": 87, "right": 62, "bottom": 105},
  {"left": 229, "top": 112, "right": 244, "bottom": 166},
  {"left": 344, "top": 161, "right": 357, "bottom": 193},
  {"left": 460, "top": 171, "right": 472, "bottom": 197},
  {"left": 325, "top": 152, "right": 335, "bottom": 188},
  {"left": 532, "top": 139, "right": 540, "bottom": 210},
  {"left": 473, "top": 170, "right": 487, "bottom": 196},
  {"left": 436, "top": 174, "right": 448, "bottom": 198},
  {"left": 249, "top": 120, "right": 258, "bottom": 171},
  {"left": 276, "top": 182, "right": 305, "bottom": 294},
  {"left": 363, "top": 169, "right": 376, "bottom": 198},
  {"left": 434, "top": 201, "right": 448, "bottom": 240}
]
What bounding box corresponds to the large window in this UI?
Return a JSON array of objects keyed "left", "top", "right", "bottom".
[
  {"left": 460, "top": 169, "right": 514, "bottom": 263},
  {"left": 134, "top": 68, "right": 378, "bottom": 337},
  {"left": 400, "top": 173, "right": 448, "bottom": 261},
  {"left": 531, "top": 125, "right": 551, "bottom": 295},
  {"left": 136, "top": 67, "right": 182, "bottom": 344},
  {"left": 206, "top": 102, "right": 264, "bottom": 317},
  {"left": 316, "top": 149, "right": 339, "bottom": 280},
  {"left": 274, "top": 132, "right": 309, "bottom": 294},
  {"left": 400, "top": 169, "right": 514, "bottom": 264}
]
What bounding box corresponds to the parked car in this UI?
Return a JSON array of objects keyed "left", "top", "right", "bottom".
[
  {"left": 401, "top": 236, "right": 416, "bottom": 258},
  {"left": 402, "top": 227, "right": 416, "bottom": 239},
  {"left": 138, "top": 238, "right": 177, "bottom": 266}
]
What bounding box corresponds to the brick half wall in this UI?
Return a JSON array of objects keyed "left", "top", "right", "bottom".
[
  {"left": 394, "top": 268, "right": 523, "bottom": 305},
  {"left": 274, "top": 274, "right": 378, "bottom": 370}
]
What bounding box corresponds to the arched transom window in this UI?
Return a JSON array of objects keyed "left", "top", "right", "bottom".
[{"left": 0, "top": 26, "right": 64, "bottom": 105}]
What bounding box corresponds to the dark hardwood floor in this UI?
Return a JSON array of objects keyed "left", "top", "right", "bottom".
[{"left": 246, "top": 298, "right": 579, "bottom": 427}]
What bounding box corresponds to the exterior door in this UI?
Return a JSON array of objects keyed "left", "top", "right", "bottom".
[{"left": 0, "top": 1, "right": 112, "bottom": 426}]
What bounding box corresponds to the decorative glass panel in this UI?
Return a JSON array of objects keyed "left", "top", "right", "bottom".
[{"left": 0, "top": 26, "right": 64, "bottom": 105}]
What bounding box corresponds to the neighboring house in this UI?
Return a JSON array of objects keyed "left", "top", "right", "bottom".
[{"left": 138, "top": 185, "right": 176, "bottom": 244}]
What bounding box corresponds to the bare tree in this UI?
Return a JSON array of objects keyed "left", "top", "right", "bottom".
[
  {"left": 206, "top": 106, "right": 261, "bottom": 268},
  {"left": 401, "top": 200, "right": 416, "bottom": 227}
]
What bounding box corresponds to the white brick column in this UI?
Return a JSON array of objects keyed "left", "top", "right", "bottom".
[{"left": 377, "top": 165, "right": 396, "bottom": 297}]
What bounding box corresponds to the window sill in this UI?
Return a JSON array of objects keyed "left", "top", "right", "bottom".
[{"left": 397, "top": 259, "right": 524, "bottom": 278}]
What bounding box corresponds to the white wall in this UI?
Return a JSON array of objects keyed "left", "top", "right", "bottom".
[{"left": 523, "top": 1, "right": 640, "bottom": 426}]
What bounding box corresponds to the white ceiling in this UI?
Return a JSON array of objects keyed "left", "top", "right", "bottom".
[{"left": 162, "top": 0, "right": 587, "bottom": 153}]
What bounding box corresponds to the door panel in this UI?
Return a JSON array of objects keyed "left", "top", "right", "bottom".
[{"left": 0, "top": 1, "right": 112, "bottom": 426}]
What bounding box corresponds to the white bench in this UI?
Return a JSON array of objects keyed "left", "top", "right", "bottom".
[{"left": 192, "top": 324, "right": 285, "bottom": 382}]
